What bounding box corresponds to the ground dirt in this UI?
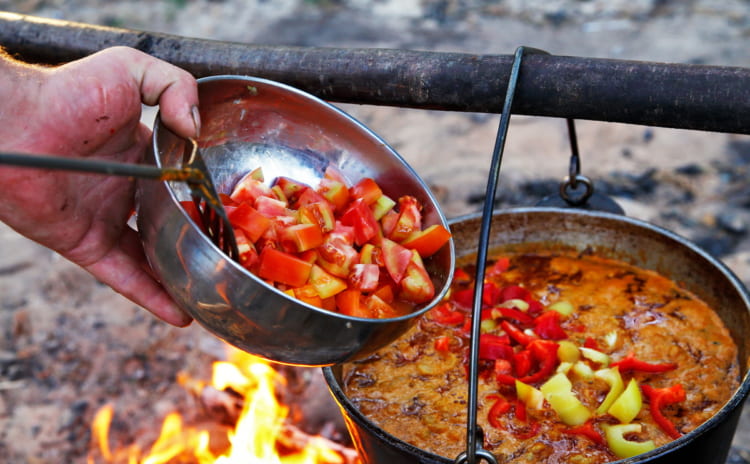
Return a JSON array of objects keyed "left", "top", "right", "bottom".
[{"left": 1, "top": 0, "right": 750, "bottom": 463}]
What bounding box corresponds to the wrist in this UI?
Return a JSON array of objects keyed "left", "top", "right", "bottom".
[{"left": 0, "top": 49, "right": 45, "bottom": 152}]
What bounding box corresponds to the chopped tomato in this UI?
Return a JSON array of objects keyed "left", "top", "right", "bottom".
[
  {"left": 381, "top": 238, "right": 413, "bottom": 284},
  {"left": 230, "top": 172, "right": 274, "bottom": 205},
  {"left": 227, "top": 203, "right": 272, "bottom": 242},
  {"left": 340, "top": 198, "right": 380, "bottom": 246},
  {"left": 317, "top": 178, "right": 350, "bottom": 211},
  {"left": 279, "top": 223, "right": 324, "bottom": 253},
  {"left": 309, "top": 264, "right": 348, "bottom": 299},
  {"left": 434, "top": 335, "right": 452, "bottom": 353},
  {"left": 336, "top": 289, "right": 369, "bottom": 317},
  {"left": 349, "top": 177, "right": 383, "bottom": 205},
  {"left": 348, "top": 263, "right": 380, "bottom": 292},
  {"left": 401, "top": 224, "right": 452, "bottom": 258},
  {"left": 257, "top": 247, "right": 312, "bottom": 288},
  {"left": 273, "top": 176, "right": 311, "bottom": 204},
  {"left": 399, "top": 253, "right": 435, "bottom": 303},
  {"left": 387, "top": 195, "right": 422, "bottom": 242}
]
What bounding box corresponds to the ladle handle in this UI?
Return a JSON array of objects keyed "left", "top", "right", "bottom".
[{"left": 0, "top": 151, "right": 199, "bottom": 182}]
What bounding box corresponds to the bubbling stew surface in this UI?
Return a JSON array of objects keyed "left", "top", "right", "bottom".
[{"left": 341, "top": 250, "right": 740, "bottom": 463}]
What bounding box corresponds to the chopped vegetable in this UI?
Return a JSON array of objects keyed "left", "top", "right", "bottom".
[
  {"left": 611, "top": 352, "right": 678, "bottom": 374},
  {"left": 603, "top": 424, "right": 656, "bottom": 459},
  {"left": 641, "top": 383, "right": 686, "bottom": 439},
  {"left": 608, "top": 378, "right": 643, "bottom": 424}
]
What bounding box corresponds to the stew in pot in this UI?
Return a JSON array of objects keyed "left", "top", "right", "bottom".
[{"left": 341, "top": 249, "right": 740, "bottom": 463}]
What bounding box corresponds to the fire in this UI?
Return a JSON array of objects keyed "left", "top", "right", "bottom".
[{"left": 88, "top": 349, "right": 350, "bottom": 464}]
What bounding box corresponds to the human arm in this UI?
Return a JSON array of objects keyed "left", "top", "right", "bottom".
[{"left": 0, "top": 46, "right": 200, "bottom": 326}]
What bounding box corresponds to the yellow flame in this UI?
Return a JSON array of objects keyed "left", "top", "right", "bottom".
[{"left": 89, "top": 348, "right": 342, "bottom": 464}]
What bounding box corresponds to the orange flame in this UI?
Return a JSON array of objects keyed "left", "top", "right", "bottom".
[{"left": 89, "top": 349, "right": 347, "bottom": 464}]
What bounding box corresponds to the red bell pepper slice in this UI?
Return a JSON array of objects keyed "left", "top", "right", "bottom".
[
  {"left": 257, "top": 247, "right": 313, "bottom": 288},
  {"left": 496, "top": 306, "right": 535, "bottom": 326},
  {"left": 641, "top": 384, "right": 686, "bottom": 439},
  {"left": 487, "top": 394, "right": 511, "bottom": 428},
  {"left": 533, "top": 310, "right": 568, "bottom": 340},
  {"left": 489, "top": 256, "right": 510, "bottom": 275},
  {"left": 610, "top": 352, "right": 678, "bottom": 374},
  {"left": 451, "top": 288, "right": 474, "bottom": 309},
  {"left": 500, "top": 285, "right": 531, "bottom": 302},
  {"left": 429, "top": 302, "right": 465, "bottom": 326},
  {"left": 518, "top": 339, "right": 560, "bottom": 384},
  {"left": 501, "top": 320, "right": 537, "bottom": 346},
  {"left": 434, "top": 335, "right": 451, "bottom": 353},
  {"left": 479, "top": 334, "right": 514, "bottom": 361},
  {"left": 513, "top": 349, "right": 533, "bottom": 378},
  {"left": 563, "top": 420, "right": 605, "bottom": 446},
  {"left": 482, "top": 282, "right": 502, "bottom": 306},
  {"left": 514, "top": 398, "right": 527, "bottom": 422}
]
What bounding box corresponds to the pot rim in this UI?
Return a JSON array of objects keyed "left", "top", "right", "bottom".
[{"left": 323, "top": 206, "right": 750, "bottom": 463}]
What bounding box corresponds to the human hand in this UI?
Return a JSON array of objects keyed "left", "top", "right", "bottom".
[{"left": 0, "top": 46, "right": 199, "bottom": 326}]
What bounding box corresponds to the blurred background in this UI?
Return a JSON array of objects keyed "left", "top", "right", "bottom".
[{"left": 0, "top": 0, "right": 749, "bottom": 462}]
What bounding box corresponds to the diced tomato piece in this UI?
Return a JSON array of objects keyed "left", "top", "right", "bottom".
[
  {"left": 279, "top": 223, "right": 324, "bottom": 252},
  {"left": 227, "top": 203, "right": 272, "bottom": 242},
  {"left": 324, "top": 165, "right": 349, "bottom": 185},
  {"left": 336, "top": 289, "right": 371, "bottom": 317},
  {"left": 179, "top": 200, "right": 202, "bottom": 226},
  {"left": 317, "top": 236, "right": 359, "bottom": 278},
  {"left": 273, "top": 176, "right": 312, "bottom": 204},
  {"left": 257, "top": 247, "right": 312, "bottom": 287},
  {"left": 234, "top": 229, "right": 259, "bottom": 271},
  {"left": 372, "top": 283, "right": 395, "bottom": 303},
  {"left": 309, "top": 264, "right": 348, "bottom": 299},
  {"left": 219, "top": 193, "right": 238, "bottom": 207},
  {"left": 340, "top": 198, "right": 380, "bottom": 246},
  {"left": 329, "top": 220, "right": 356, "bottom": 246},
  {"left": 401, "top": 224, "right": 452, "bottom": 258},
  {"left": 380, "top": 209, "right": 399, "bottom": 238},
  {"left": 387, "top": 196, "right": 422, "bottom": 242},
  {"left": 363, "top": 294, "right": 400, "bottom": 318},
  {"left": 370, "top": 195, "right": 396, "bottom": 221},
  {"left": 254, "top": 195, "right": 289, "bottom": 217},
  {"left": 298, "top": 249, "right": 319, "bottom": 264},
  {"left": 399, "top": 252, "right": 435, "bottom": 303},
  {"left": 294, "top": 284, "right": 323, "bottom": 308},
  {"left": 349, "top": 177, "right": 383, "bottom": 205},
  {"left": 317, "top": 178, "right": 350, "bottom": 211},
  {"left": 298, "top": 201, "right": 335, "bottom": 233},
  {"left": 295, "top": 188, "right": 327, "bottom": 208},
  {"left": 348, "top": 263, "right": 380, "bottom": 292},
  {"left": 230, "top": 172, "right": 274, "bottom": 205},
  {"left": 380, "top": 238, "right": 413, "bottom": 284}
]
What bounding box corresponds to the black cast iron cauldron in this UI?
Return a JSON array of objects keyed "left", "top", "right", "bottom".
[{"left": 323, "top": 207, "right": 750, "bottom": 464}]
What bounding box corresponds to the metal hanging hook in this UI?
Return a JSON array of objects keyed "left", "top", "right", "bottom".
[{"left": 457, "top": 45, "right": 550, "bottom": 464}]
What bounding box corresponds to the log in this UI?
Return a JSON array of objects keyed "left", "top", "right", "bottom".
[{"left": 1, "top": 12, "right": 749, "bottom": 134}]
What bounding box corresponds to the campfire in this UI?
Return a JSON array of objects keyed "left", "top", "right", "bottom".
[{"left": 87, "top": 347, "right": 359, "bottom": 464}]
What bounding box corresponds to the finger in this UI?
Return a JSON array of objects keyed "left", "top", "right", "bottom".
[
  {"left": 117, "top": 47, "right": 201, "bottom": 139},
  {"left": 84, "top": 228, "right": 193, "bottom": 327}
]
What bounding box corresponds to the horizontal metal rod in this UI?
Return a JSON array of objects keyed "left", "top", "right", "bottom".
[{"left": 1, "top": 12, "right": 749, "bottom": 134}]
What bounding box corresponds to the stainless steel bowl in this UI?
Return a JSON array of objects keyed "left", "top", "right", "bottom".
[{"left": 135, "top": 75, "right": 455, "bottom": 366}]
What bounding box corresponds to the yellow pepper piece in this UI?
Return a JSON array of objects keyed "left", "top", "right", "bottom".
[
  {"left": 571, "top": 360, "right": 595, "bottom": 380},
  {"left": 557, "top": 340, "right": 581, "bottom": 363},
  {"left": 608, "top": 378, "right": 643, "bottom": 423},
  {"left": 547, "top": 392, "right": 592, "bottom": 426},
  {"left": 541, "top": 372, "right": 573, "bottom": 397},
  {"left": 594, "top": 367, "right": 625, "bottom": 415},
  {"left": 580, "top": 347, "right": 610, "bottom": 366},
  {"left": 540, "top": 373, "right": 591, "bottom": 426},
  {"left": 499, "top": 298, "right": 529, "bottom": 311},
  {"left": 548, "top": 300, "right": 575, "bottom": 316},
  {"left": 603, "top": 423, "right": 656, "bottom": 459},
  {"left": 515, "top": 380, "right": 545, "bottom": 410}
]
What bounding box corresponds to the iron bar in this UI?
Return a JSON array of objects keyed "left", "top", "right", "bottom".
[{"left": 1, "top": 12, "right": 749, "bottom": 134}]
